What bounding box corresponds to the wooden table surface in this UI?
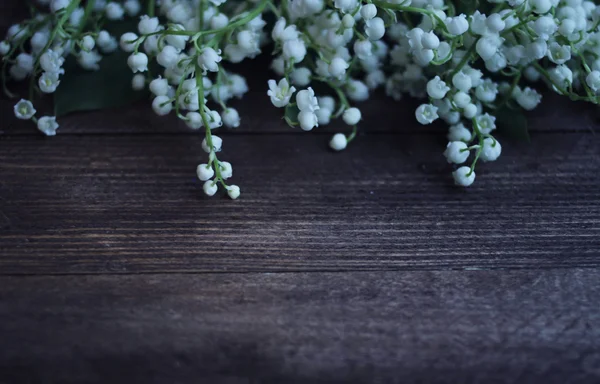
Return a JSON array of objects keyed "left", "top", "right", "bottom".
[{"left": 2, "top": 3, "right": 600, "bottom": 383}]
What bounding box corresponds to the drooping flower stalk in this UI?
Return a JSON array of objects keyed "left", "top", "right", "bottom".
[{"left": 3, "top": 0, "right": 600, "bottom": 196}]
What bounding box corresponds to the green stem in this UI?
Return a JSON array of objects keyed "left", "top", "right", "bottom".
[
  {"left": 208, "top": 0, "right": 268, "bottom": 35},
  {"left": 195, "top": 65, "right": 212, "bottom": 146},
  {"left": 25, "top": 0, "right": 82, "bottom": 100},
  {"left": 153, "top": 0, "right": 269, "bottom": 42},
  {"left": 198, "top": 0, "right": 205, "bottom": 39},
  {"left": 195, "top": 63, "right": 228, "bottom": 188},
  {"left": 450, "top": 38, "right": 479, "bottom": 77},
  {"left": 304, "top": 30, "right": 335, "bottom": 57},
  {"left": 501, "top": 16, "right": 534, "bottom": 37},
  {"left": 148, "top": 0, "right": 155, "bottom": 17},
  {"left": 497, "top": 71, "right": 521, "bottom": 108},
  {"left": 174, "top": 67, "right": 192, "bottom": 116},
  {"left": 445, "top": 2, "right": 456, "bottom": 17},
  {"left": 531, "top": 61, "right": 587, "bottom": 101},
  {"left": 576, "top": 50, "right": 592, "bottom": 74},
  {"left": 467, "top": 118, "right": 483, "bottom": 177},
  {"left": 77, "top": 0, "right": 97, "bottom": 36},
  {"left": 46, "top": 0, "right": 82, "bottom": 50},
  {"left": 2, "top": 25, "right": 39, "bottom": 97},
  {"left": 371, "top": 0, "right": 448, "bottom": 32},
  {"left": 588, "top": 20, "right": 600, "bottom": 33},
  {"left": 266, "top": 1, "right": 281, "bottom": 17},
  {"left": 461, "top": 145, "right": 480, "bottom": 152},
  {"left": 328, "top": 81, "right": 350, "bottom": 118},
  {"left": 215, "top": 67, "right": 228, "bottom": 109},
  {"left": 346, "top": 125, "right": 358, "bottom": 143}
]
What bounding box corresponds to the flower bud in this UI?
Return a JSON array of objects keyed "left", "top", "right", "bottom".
[
  {"left": 453, "top": 167, "right": 475, "bottom": 187},
  {"left": 196, "top": 164, "right": 214, "bottom": 181},
  {"left": 361, "top": 4, "right": 377, "bottom": 20},
  {"left": 329, "top": 133, "right": 347, "bottom": 151},
  {"left": 342, "top": 107, "right": 361, "bottom": 125},
  {"left": 444, "top": 141, "right": 470, "bottom": 164}
]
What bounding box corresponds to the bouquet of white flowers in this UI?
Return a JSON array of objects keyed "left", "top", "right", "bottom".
[{"left": 3, "top": 0, "right": 599, "bottom": 198}]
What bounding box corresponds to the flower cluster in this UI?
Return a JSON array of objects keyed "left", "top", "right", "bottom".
[
  {"left": 3, "top": 0, "right": 600, "bottom": 197},
  {"left": 2, "top": 0, "right": 142, "bottom": 133}
]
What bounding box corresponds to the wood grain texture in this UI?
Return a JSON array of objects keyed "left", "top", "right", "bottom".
[
  {"left": 1, "top": 132, "right": 599, "bottom": 274},
  {"left": 1, "top": 269, "right": 600, "bottom": 384},
  {"left": 1, "top": 3, "right": 600, "bottom": 382}
]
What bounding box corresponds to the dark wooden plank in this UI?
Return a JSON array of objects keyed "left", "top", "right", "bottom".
[
  {"left": 1, "top": 132, "right": 599, "bottom": 274},
  {"left": 1, "top": 269, "right": 599, "bottom": 383}
]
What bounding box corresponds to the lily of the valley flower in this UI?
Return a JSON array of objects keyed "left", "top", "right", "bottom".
[
  {"left": 37, "top": 116, "right": 59, "bottom": 136},
  {"left": 267, "top": 78, "right": 296, "bottom": 108},
  {"left": 14, "top": 99, "right": 36, "bottom": 120}
]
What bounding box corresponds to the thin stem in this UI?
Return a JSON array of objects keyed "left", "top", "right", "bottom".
[
  {"left": 266, "top": 1, "right": 281, "bottom": 17},
  {"left": 497, "top": 71, "right": 522, "bottom": 108},
  {"left": 147, "top": 0, "right": 155, "bottom": 17},
  {"left": 576, "top": 50, "right": 592, "bottom": 74},
  {"left": 346, "top": 125, "right": 358, "bottom": 143},
  {"left": 450, "top": 38, "right": 479, "bottom": 77},
  {"left": 45, "top": 0, "right": 83, "bottom": 51},
  {"left": 198, "top": 0, "right": 205, "bottom": 43},
  {"left": 328, "top": 81, "right": 350, "bottom": 118},
  {"left": 196, "top": 63, "right": 228, "bottom": 188},
  {"left": 501, "top": 16, "right": 535, "bottom": 37},
  {"left": 466, "top": 118, "right": 483, "bottom": 177},
  {"left": 174, "top": 68, "right": 191, "bottom": 117},
  {"left": 371, "top": 1, "right": 449, "bottom": 32},
  {"left": 207, "top": 0, "right": 268, "bottom": 35},
  {"left": 77, "top": 0, "right": 97, "bottom": 36},
  {"left": 26, "top": 0, "right": 82, "bottom": 100},
  {"left": 530, "top": 61, "right": 594, "bottom": 102},
  {"left": 195, "top": 65, "right": 212, "bottom": 146},
  {"left": 145, "top": 0, "right": 269, "bottom": 39}
]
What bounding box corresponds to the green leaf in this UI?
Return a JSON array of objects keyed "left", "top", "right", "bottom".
[
  {"left": 284, "top": 103, "right": 300, "bottom": 127},
  {"left": 54, "top": 20, "right": 147, "bottom": 117},
  {"left": 495, "top": 105, "right": 530, "bottom": 142}
]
